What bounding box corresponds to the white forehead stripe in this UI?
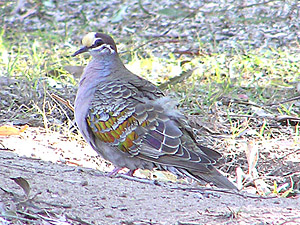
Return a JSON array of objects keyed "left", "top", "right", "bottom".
[{"left": 82, "top": 32, "right": 97, "bottom": 47}]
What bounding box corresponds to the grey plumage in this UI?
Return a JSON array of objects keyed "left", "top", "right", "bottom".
[{"left": 73, "top": 32, "right": 237, "bottom": 189}]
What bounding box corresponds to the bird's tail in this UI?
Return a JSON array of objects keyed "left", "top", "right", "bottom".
[{"left": 181, "top": 167, "right": 237, "bottom": 190}]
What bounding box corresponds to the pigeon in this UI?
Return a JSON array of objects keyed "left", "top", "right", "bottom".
[{"left": 73, "top": 32, "right": 236, "bottom": 189}]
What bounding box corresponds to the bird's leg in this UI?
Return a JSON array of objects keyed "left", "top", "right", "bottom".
[
  {"left": 106, "top": 167, "right": 123, "bottom": 177},
  {"left": 107, "top": 168, "right": 157, "bottom": 184},
  {"left": 125, "top": 169, "right": 137, "bottom": 176}
]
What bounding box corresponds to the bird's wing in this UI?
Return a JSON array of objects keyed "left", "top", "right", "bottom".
[
  {"left": 86, "top": 80, "right": 217, "bottom": 171},
  {"left": 86, "top": 80, "right": 237, "bottom": 189}
]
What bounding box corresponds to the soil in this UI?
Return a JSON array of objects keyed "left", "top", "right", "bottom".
[{"left": 0, "top": 127, "right": 300, "bottom": 225}]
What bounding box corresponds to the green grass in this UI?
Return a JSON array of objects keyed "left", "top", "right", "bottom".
[
  {"left": 1, "top": 26, "right": 300, "bottom": 124},
  {"left": 1, "top": 27, "right": 299, "bottom": 107}
]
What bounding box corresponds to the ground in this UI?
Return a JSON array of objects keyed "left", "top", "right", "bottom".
[
  {"left": 1, "top": 1, "right": 300, "bottom": 224},
  {"left": 0, "top": 127, "right": 300, "bottom": 224}
]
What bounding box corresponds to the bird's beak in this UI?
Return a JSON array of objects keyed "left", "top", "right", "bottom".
[{"left": 72, "top": 46, "right": 89, "bottom": 57}]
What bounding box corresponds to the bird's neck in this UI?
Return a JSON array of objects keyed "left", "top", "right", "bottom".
[
  {"left": 77, "top": 54, "right": 128, "bottom": 104},
  {"left": 83, "top": 53, "right": 124, "bottom": 80}
]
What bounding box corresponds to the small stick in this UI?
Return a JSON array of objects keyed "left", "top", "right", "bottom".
[
  {"left": 266, "top": 95, "right": 300, "bottom": 106},
  {"left": 169, "top": 186, "right": 277, "bottom": 199},
  {"left": 66, "top": 214, "right": 94, "bottom": 225},
  {"left": 277, "top": 149, "right": 300, "bottom": 160},
  {"left": 50, "top": 93, "right": 74, "bottom": 112}
]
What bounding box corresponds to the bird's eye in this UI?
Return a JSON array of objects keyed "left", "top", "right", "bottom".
[{"left": 93, "top": 39, "right": 103, "bottom": 47}]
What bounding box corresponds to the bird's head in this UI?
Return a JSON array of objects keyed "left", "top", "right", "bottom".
[{"left": 72, "top": 32, "right": 118, "bottom": 57}]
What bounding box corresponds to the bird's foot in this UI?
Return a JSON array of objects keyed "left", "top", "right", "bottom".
[
  {"left": 117, "top": 173, "right": 160, "bottom": 185},
  {"left": 125, "top": 169, "right": 137, "bottom": 176},
  {"left": 106, "top": 167, "right": 136, "bottom": 177},
  {"left": 106, "top": 168, "right": 157, "bottom": 184}
]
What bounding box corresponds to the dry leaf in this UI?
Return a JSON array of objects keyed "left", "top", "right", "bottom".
[
  {"left": 0, "top": 125, "right": 29, "bottom": 136},
  {"left": 11, "top": 177, "right": 31, "bottom": 197},
  {"left": 245, "top": 140, "right": 259, "bottom": 178},
  {"left": 236, "top": 166, "right": 246, "bottom": 190}
]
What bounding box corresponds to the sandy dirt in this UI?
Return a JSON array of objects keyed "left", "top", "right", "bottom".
[{"left": 0, "top": 127, "right": 299, "bottom": 225}]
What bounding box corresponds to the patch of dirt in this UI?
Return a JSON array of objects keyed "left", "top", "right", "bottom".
[{"left": 0, "top": 127, "right": 300, "bottom": 224}]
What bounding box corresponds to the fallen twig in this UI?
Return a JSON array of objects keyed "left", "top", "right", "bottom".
[
  {"left": 50, "top": 93, "right": 74, "bottom": 112},
  {"left": 66, "top": 214, "right": 94, "bottom": 225},
  {"left": 277, "top": 149, "right": 300, "bottom": 160},
  {"left": 158, "top": 69, "right": 196, "bottom": 90},
  {"left": 266, "top": 95, "right": 300, "bottom": 106},
  {"left": 0, "top": 214, "right": 34, "bottom": 223},
  {"left": 221, "top": 113, "right": 300, "bottom": 124},
  {"left": 35, "top": 200, "right": 72, "bottom": 209},
  {"left": 168, "top": 186, "right": 278, "bottom": 199}
]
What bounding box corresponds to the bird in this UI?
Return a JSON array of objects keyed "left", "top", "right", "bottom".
[{"left": 73, "top": 32, "right": 237, "bottom": 189}]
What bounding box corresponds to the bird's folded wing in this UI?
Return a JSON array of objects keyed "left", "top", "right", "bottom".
[{"left": 86, "top": 80, "right": 220, "bottom": 174}]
